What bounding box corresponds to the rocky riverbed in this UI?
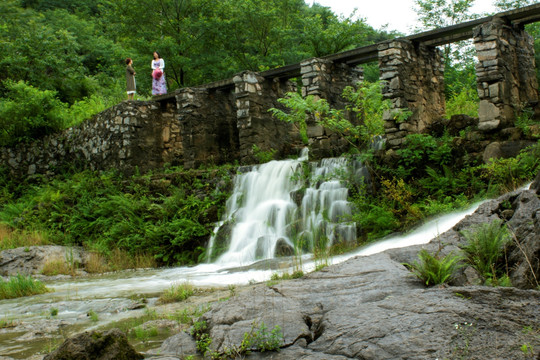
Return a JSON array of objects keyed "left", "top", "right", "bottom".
[
  {"left": 1, "top": 173, "right": 539, "bottom": 359},
  {"left": 147, "top": 173, "right": 540, "bottom": 359}
]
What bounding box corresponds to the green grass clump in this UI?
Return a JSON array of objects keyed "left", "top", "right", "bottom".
[
  {"left": 460, "top": 220, "right": 511, "bottom": 284},
  {"left": 0, "top": 274, "right": 50, "bottom": 299},
  {"left": 158, "top": 282, "right": 195, "bottom": 304},
  {"left": 406, "top": 249, "right": 463, "bottom": 286}
]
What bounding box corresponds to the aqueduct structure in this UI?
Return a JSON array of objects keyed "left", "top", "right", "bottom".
[
  {"left": 156, "top": 3, "right": 540, "bottom": 168},
  {"left": 2, "top": 4, "right": 540, "bottom": 176}
]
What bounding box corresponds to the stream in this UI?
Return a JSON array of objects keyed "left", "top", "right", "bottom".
[{"left": 0, "top": 204, "right": 479, "bottom": 358}]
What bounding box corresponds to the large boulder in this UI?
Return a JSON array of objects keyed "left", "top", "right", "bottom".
[
  {"left": 44, "top": 328, "right": 143, "bottom": 360},
  {"left": 0, "top": 246, "right": 87, "bottom": 276},
  {"left": 482, "top": 140, "right": 536, "bottom": 163}
]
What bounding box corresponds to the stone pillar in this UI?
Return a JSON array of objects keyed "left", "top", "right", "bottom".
[
  {"left": 378, "top": 40, "right": 445, "bottom": 148},
  {"left": 474, "top": 17, "right": 539, "bottom": 132},
  {"left": 177, "top": 88, "right": 239, "bottom": 169},
  {"left": 300, "top": 58, "right": 363, "bottom": 158},
  {"left": 233, "top": 71, "right": 298, "bottom": 163}
]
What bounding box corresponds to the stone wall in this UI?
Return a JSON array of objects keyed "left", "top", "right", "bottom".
[
  {"left": 0, "top": 101, "right": 179, "bottom": 178},
  {"left": 378, "top": 40, "right": 446, "bottom": 148},
  {"left": 233, "top": 71, "right": 301, "bottom": 163},
  {"left": 301, "top": 58, "right": 364, "bottom": 158},
  {"left": 474, "top": 17, "right": 539, "bottom": 132},
  {"left": 177, "top": 88, "right": 238, "bottom": 169}
]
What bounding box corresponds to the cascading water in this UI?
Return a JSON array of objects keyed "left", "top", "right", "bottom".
[{"left": 207, "top": 150, "right": 367, "bottom": 266}]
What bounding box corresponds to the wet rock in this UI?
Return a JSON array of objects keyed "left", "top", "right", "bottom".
[
  {"left": 43, "top": 328, "right": 143, "bottom": 360},
  {"left": 207, "top": 221, "right": 234, "bottom": 262},
  {"left": 147, "top": 332, "right": 197, "bottom": 358},
  {"left": 274, "top": 238, "right": 294, "bottom": 257}
]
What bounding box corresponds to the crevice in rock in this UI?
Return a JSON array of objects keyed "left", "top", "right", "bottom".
[{"left": 268, "top": 286, "right": 286, "bottom": 297}]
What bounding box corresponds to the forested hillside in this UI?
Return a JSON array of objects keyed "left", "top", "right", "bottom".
[{"left": 0, "top": 0, "right": 399, "bottom": 146}]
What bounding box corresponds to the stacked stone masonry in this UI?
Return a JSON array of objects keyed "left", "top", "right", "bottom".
[
  {"left": 378, "top": 40, "right": 446, "bottom": 148},
  {"left": 1, "top": 101, "right": 179, "bottom": 178},
  {"left": 474, "top": 17, "right": 539, "bottom": 131},
  {"left": 233, "top": 71, "right": 300, "bottom": 164},
  {"left": 300, "top": 58, "right": 364, "bottom": 158},
  {"left": 2, "top": 18, "right": 539, "bottom": 177},
  {"left": 176, "top": 87, "right": 239, "bottom": 169}
]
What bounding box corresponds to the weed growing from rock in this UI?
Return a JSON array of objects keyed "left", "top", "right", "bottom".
[
  {"left": 460, "top": 219, "right": 511, "bottom": 285},
  {"left": 406, "top": 249, "right": 463, "bottom": 286},
  {"left": 158, "top": 281, "right": 195, "bottom": 304},
  {"left": 87, "top": 309, "right": 98, "bottom": 322}
]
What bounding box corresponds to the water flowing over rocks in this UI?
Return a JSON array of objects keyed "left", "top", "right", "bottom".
[{"left": 156, "top": 182, "right": 540, "bottom": 359}]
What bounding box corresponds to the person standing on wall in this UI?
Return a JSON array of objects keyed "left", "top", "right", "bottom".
[
  {"left": 151, "top": 51, "right": 167, "bottom": 96},
  {"left": 125, "top": 58, "right": 136, "bottom": 100}
]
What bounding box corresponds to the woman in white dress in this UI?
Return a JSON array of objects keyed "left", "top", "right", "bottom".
[{"left": 151, "top": 51, "right": 167, "bottom": 95}]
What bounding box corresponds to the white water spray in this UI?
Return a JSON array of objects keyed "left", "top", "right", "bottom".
[{"left": 207, "top": 150, "right": 364, "bottom": 266}]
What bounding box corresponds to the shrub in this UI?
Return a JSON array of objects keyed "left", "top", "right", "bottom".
[
  {"left": 0, "top": 274, "right": 50, "bottom": 299},
  {"left": 270, "top": 80, "right": 395, "bottom": 151},
  {"left": 445, "top": 86, "right": 479, "bottom": 118},
  {"left": 406, "top": 249, "right": 463, "bottom": 286},
  {"left": 460, "top": 220, "right": 511, "bottom": 283},
  {"left": 0, "top": 81, "right": 68, "bottom": 146}
]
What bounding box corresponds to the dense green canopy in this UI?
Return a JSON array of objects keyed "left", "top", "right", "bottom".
[{"left": 0, "top": 0, "right": 538, "bottom": 146}]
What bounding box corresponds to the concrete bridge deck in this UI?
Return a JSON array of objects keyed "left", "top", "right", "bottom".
[{"left": 153, "top": 2, "right": 540, "bottom": 101}]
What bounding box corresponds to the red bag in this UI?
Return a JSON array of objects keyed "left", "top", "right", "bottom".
[{"left": 152, "top": 68, "right": 163, "bottom": 80}]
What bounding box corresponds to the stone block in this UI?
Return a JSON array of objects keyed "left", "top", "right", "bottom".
[
  {"left": 389, "top": 77, "right": 401, "bottom": 90},
  {"left": 477, "top": 49, "right": 498, "bottom": 61},
  {"left": 475, "top": 41, "right": 497, "bottom": 51},
  {"left": 305, "top": 125, "right": 326, "bottom": 139},
  {"left": 378, "top": 48, "right": 401, "bottom": 57},
  {"left": 162, "top": 127, "right": 170, "bottom": 143}
]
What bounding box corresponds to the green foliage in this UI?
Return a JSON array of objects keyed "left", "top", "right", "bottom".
[
  {"left": 158, "top": 282, "right": 195, "bottom": 304},
  {"left": 480, "top": 141, "right": 540, "bottom": 193},
  {"left": 252, "top": 145, "right": 278, "bottom": 164},
  {"left": 460, "top": 220, "right": 511, "bottom": 284},
  {"left": 0, "top": 81, "right": 67, "bottom": 146},
  {"left": 87, "top": 309, "right": 99, "bottom": 322},
  {"left": 0, "top": 274, "right": 50, "bottom": 299},
  {"left": 406, "top": 249, "right": 463, "bottom": 286},
  {"left": 445, "top": 84, "right": 479, "bottom": 118},
  {"left": 514, "top": 104, "right": 540, "bottom": 138},
  {"left": 240, "top": 322, "right": 283, "bottom": 352},
  {"left": 396, "top": 133, "right": 454, "bottom": 178},
  {"left": 0, "top": 167, "right": 233, "bottom": 266},
  {"left": 302, "top": 9, "right": 375, "bottom": 57},
  {"left": 271, "top": 81, "right": 394, "bottom": 151},
  {"left": 0, "top": 0, "right": 393, "bottom": 145},
  {"left": 350, "top": 136, "right": 539, "bottom": 245}
]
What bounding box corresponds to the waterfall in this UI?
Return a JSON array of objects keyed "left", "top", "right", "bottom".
[{"left": 207, "top": 150, "right": 366, "bottom": 266}]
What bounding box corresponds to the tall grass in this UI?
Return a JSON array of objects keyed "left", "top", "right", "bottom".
[
  {"left": 158, "top": 282, "right": 195, "bottom": 304},
  {"left": 406, "top": 249, "right": 463, "bottom": 286},
  {"left": 0, "top": 274, "right": 50, "bottom": 299},
  {"left": 460, "top": 220, "right": 511, "bottom": 281},
  {"left": 0, "top": 224, "right": 49, "bottom": 250}
]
